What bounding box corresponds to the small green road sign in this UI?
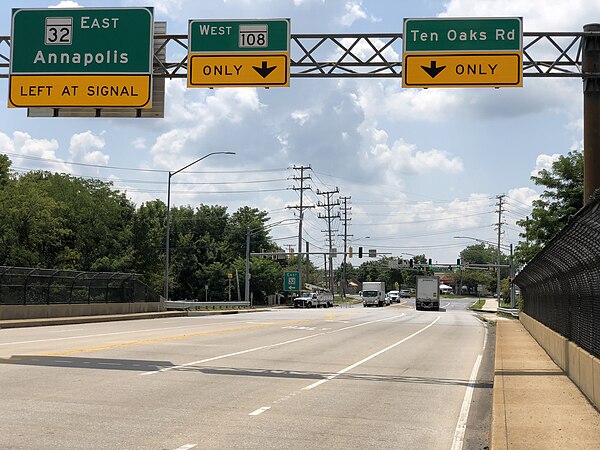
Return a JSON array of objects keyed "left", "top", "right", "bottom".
[
  {"left": 189, "top": 19, "right": 290, "bottom": 53},
  {"left": 403, "top": 17, "right": 522, "bottom": 53},
  {"left": 284, "top": 271, "right": 300, "bottom": 291}
]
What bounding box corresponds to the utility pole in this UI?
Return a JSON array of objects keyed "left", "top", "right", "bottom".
[
  {"left": 317, "top": 188, "right": 340, "bottom": 293},
  {"left": 583, "top": 23, "right": 600, "bottom": 203},
  {"left": 495, "top": 194, "right": 506, "bottom": 305},
  {"left": 288, "top": 165, "right": 314, "bottom": 293},
  {"left": 339, "top": 196, "right": 352, "bottom": 297}
]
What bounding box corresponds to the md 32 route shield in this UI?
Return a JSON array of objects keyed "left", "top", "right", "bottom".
[{"left": 9, "top": 7, "right": 154, "bottom": 108}]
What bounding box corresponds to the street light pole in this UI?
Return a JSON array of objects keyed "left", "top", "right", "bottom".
[{"left": 164, "top": 151, "right": 235, "bottom": 302}]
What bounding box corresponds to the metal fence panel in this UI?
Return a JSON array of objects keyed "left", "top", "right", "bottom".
[
  {"left": 515, "top": 191, "right": 600, "bottom": 358},
  {"left": 0, "top": 266, "right": 159, "bottom": 305}
]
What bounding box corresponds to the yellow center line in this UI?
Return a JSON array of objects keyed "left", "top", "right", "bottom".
[
  {"left": 42, "top": 319, "right": 315, "bottom": 356},
  {"left": 1, "top": 312, "right": 366, "bottom": 359}
]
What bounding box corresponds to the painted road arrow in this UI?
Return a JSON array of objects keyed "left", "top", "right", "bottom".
[
  {"left": 420, "top": 61, "right": 446, "bottom": 78},
  {"left": 253, "top": 61, "right": 277, "bottom": 78}
]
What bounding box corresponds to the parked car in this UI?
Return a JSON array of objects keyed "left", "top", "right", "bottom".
[{"left": 387, "top": 290, "right": 400, "bottom": 303}]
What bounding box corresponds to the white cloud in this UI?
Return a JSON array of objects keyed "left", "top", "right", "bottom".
[
  {"left": 132, "top": 137, "right": 147, "bottom": 150},
  {"left": 531, "top": 153, "right": 560, "bottom": 176},
  {"left": 151, "top": 82, "right": 262, "bottom": 170},
  {"left": 49, "top": 1, "right": 82, "bottom": 8},
  {"left": 364, "top": 132, "right": 464, "bottom": 175},
  {"left": 291, "top": 110, "right": 310, "bottom": 125},
  {"left": 441, "top": 0, "right": 600, "bottom": 31},
  {"left": 68, "top": 131, "right": 109, "bottom": 166},
  {"left": 0, "top": 131, "right": 68, "bottom": 173},
  {"left": 508, "top": 187, "right": 539, "bottom": 207},
  {"left": 339, "top": 1, "right": 368, "bottom": 26}
]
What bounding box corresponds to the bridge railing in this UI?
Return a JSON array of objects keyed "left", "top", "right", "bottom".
[
  {"left": 0, "top": 266, "right": 160, "bottom": 305},
  {"left": 514, "top": 190, "right": 600, "bottom": 359}
]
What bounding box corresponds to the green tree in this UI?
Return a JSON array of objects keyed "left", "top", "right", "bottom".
[
  {"left": 515, "top": 150, "right": 583, "bottom": 264},
  {"left": 130, "top": 199, "right": 166, "bottom": 293},
  {"left": 233, "top": 256, "right": 283, "bottom": 304},
  {"left": 19, "top": 171, "right": 135, "bottom": 271},
  {"left": 0, "top": 154, "right": 12, "bottom": 188},
  {"left": 0, "top": 177, "right": 68, "bottom": 266}
]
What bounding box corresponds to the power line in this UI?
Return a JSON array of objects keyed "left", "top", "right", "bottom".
[{"left": 5, "top": 152, "right": 286, "bottom": 174}]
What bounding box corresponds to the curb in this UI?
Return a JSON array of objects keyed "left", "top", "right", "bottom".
[{"left": 0, "top": 311, "right": 186, "bottom": 329}]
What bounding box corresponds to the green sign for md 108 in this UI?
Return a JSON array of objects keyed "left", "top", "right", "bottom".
[
  {"left": 404, "top": 17, "right": 522, "bottom": 53},
  {"left": 189, "top": 19, "right": 289, "bottom": 53}
]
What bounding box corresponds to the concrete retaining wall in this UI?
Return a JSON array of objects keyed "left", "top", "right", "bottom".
[
  {"left": 520, "top": 312, "right": 600, "bottom": 410},
  {"left": 0, "top": 301, "right": 164, "bottom": 320}
]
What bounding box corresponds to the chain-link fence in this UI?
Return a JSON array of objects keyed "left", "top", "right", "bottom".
[
  {"left": 514, "top": 191, "right": 600, "bottom": 359},
  {"left": 0, "top": 267, "right": 160, "bottom": 305}
]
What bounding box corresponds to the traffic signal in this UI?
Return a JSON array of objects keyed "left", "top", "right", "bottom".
[
  {"left": 358, "top": 247, "right": 363, "bottom": 258},
  {"left": 457, "top": 258, "right": 461, "bottom": 268},
  {"left": 409, "top": 259, "right": 414, "bottom": 268},
  {"left": 340, "top": 263, "right": 345, "bottom": 270},
  {"left": 348, "top": 246, "right": 353, "bottom": 258},
  {"left": 428, "top": 258, "right": 432, "bottom": 268},
  {"left": 447, "top": 265, "right": 452, "bottom": 271}
]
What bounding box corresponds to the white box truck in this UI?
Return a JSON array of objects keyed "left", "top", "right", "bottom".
[
  {"left": 362, "top": 281, "right": 387, "bottom": 307},
  {"left": 416, "top": 276, "right": 440, "bottom": 311}
]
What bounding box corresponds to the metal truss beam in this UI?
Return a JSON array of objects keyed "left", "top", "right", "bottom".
[{"left": 0, "top": 32, "right": 593, "bottom": 79}]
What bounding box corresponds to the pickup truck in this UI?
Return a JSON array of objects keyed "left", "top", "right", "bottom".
[{"left": 293, "top": 291, "right": 333, "bottom": 308}]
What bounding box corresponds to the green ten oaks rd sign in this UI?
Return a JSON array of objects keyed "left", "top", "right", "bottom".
[
  {"left": 404, "top": 18, "right": 522, "bottom": 52},
  {"left": 402, "top": 17, "right": 523, "bottom": 88},
  {"left": 188, "top": 19, "right": 290, "bottom": 88},
  {"left": 9, "top": 7, "right": 153, "bottom": 108}
]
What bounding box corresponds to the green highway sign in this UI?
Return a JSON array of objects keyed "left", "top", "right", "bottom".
[
  {"left": 189, "top": 19, "right": 290, "bottom": 53},
  {"left": 9, "top": 7, "right": 154, "bottom": 108},
  {"left": 10, "top": 8, "right": 153, "bottom": 74},
  {"left": 284, "top": 271, "right": 300, "bottom": 291},
  {"left": 403, "top": 17, "right": 522, "bottom": 52}
]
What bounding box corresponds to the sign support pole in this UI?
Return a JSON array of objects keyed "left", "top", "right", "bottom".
[{"left": 583, "top": 23, "right": 600, "bottom": 203}]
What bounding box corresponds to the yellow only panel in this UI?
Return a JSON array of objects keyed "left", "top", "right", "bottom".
[
  {"left": 188, "top": 53, "right": 289, "bottom": 88},
  {"left": 403, "top": 52, "right": 522, "bottom": 88},
  {"left": 9, "top": 75, "right": 152, "bottom": 108}
]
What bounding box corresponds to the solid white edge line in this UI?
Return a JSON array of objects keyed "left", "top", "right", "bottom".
[
  {"left": 302, "top": 316, "right": 441, "bottom": 390},
  {"left": 249, "top": 406, "right": 271, "bottom": 416},
  {"left": 450, "top": 325, "right": 487, "bottom": 450}
]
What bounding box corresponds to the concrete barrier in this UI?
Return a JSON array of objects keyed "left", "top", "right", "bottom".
[
  {"left": 0, "top": 302, "right": 163, "bottom": 320},
  {"left": 520, "top": 313, "right": 598, "bottom": 409},
  {"left": 594, "top": 356, "right": 600, "bottom": 409}
]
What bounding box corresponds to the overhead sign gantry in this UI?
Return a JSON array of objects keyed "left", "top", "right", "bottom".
[
  {"left": 8, "top": 7, "right": 154, "bottom": 108},
  {"left": 402, "top": 17, "right": 523, "bottom": 88},
  {"left": 187, "top": 19, "right": 290, "bottom": 88}
]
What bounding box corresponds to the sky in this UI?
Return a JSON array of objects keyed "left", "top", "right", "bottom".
[{"left": 1, "top": 0, "right": 597, "bottom": 272}]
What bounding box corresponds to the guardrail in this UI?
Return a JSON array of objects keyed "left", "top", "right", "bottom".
[
  {"left": 165, "top": 301, "right": 250, "bottom": 309},
  {"left": 497, "top": 307, "right": 520, "bottom": 317}
]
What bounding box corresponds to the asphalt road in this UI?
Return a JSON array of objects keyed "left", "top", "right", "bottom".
[{"left": 0, "top": 299, "right": 494, "bottom": 449}]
